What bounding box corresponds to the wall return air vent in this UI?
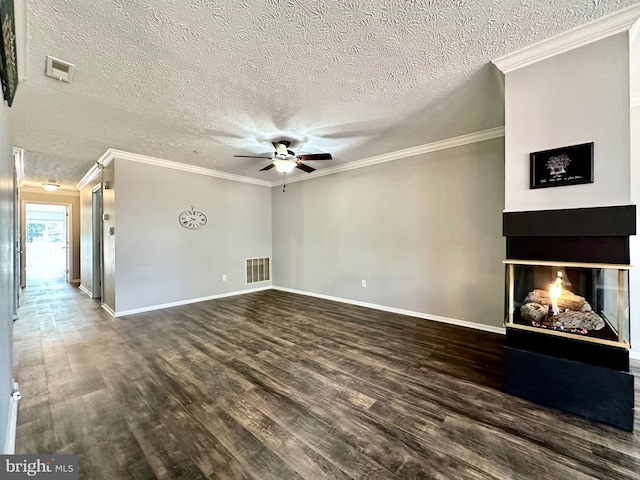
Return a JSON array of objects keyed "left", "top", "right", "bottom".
[
  {"left": 246, "top": 257, "right": 270, "bottom": 284},
  {"left": 45, "top": 56, "right": 75, "bottom": 82}
]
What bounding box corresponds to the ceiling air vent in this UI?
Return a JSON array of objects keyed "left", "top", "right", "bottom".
[{"left": 45, "top": 56, "right": 75, "bottom": 83}]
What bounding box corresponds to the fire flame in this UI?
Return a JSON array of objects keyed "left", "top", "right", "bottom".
[{"left": 549, "top": 271, "right": 563, "bottom": 316}]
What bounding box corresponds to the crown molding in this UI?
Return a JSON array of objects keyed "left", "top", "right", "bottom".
[
  {"left": 78, "top": 148, "right": 272, "bottom": 189},
  {"left": 632, "top": 92, "right": 640, "bottom": 108},
  {"left": 110, "top": 149, "right": 272, "bottom": 187},
  {"left": 76, "top": 163, "right": 102, "bottom": 190},
  {"left": 78, "top": 128, "right": 504, "bottom": 190},
  {"left": 493, "top": 4, "right": 640, "bottom": 74},
  {"left": 76, "top": 149, "right": 113, "bottom": 190},
  {"left": 272, "top": 126, "right": 505, "bottom": 187}
]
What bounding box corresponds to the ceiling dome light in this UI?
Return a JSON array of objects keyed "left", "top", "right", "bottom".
[
  {"left": 273, "top": 159, "right": 296, "bottom": 174},
  {"left": 42, "top": 182, "right": 60, "bottom": 192}
]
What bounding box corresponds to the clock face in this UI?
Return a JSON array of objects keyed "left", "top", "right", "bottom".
[{"left": 179, "top": 210, "right": 207, "bottom": 229}]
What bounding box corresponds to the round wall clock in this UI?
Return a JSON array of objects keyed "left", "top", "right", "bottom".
[{"left": 179, "top": 206, "right": 207, "bottom": 229}]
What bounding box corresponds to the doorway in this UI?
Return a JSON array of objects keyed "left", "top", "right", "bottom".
[{"left": 23, "top": 203, "right": 69, "bottom": 285}]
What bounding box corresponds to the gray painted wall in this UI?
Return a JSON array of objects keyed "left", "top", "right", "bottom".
[
  {"left": 504, "top": 33, "right": 630, "bottom": 212},
  {"left": 272, "top": 138, "right": 506, "bottom": 328},
  {"left": 112, "top": 160, "right": 272, "bottom": 313},
  {"left": 102, "top": 163, "right": 116, "bottom": 311},
  {"left": 0, "top": 99, "right": 14, "bottom": 452}
]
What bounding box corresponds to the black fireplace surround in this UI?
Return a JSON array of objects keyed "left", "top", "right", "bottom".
[{"left": 503, "top": 204, "right": 636, "bottom": 431}]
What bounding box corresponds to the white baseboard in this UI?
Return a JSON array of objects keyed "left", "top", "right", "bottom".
[
  {"left": 3, "top": 381, "right": 20, "bottom": 454},
  {"left": 91, "top": 285, "right": 637, "bottom": 361},
  {"left": 84, "top": 283, "right": 638, "bottom": 362},
  {"left": 70, "top": 278, "right": 81, "bottom": 284},
  {"left": 106, "top": 286, "right": 272, "bottom": 317},
  {"left": 78, "top": 284, "right": 93, "bottom": 298},
  {"left": 101, "top": 303, "right": 116, "bottom": 317},
  {"left": 272, "top": 286, "right": 506, "bottom": 335}
]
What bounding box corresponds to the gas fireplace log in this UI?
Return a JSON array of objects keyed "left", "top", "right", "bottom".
[
  {"left": 551, "top": 310, "right": 605, "bottom": 331},
  {"left": 520, "top": 303, "right": 547, "bottom": 322},
  {"left": 523, "top": 288, "right": 590, "bottom": 312},
  {"left": 520, "top": 301, "right": 605, "bottom": 331}
]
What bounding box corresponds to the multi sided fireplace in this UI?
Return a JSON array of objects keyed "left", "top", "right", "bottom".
[
  {"left": 505, "top": 260, "right": 630, "bottom": 347},
  {"left": 503, "top": 205, "right": 635, "bottom": 431}
]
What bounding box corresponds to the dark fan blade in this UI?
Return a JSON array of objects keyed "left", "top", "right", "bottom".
[
  {"left": 260, "top": 163, "right": 276, "bottom": 171},
  {"left": 295, "top": 162, "right": 316, "bottom": 173},
  {"left": 296, "top": 153, "right": 332, "bottom": 161},
  {"left": 234, "top": 155, "right": 272, "bottom": 159}
]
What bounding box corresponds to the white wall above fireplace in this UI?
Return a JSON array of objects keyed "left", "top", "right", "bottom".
[{"left": 502, "top": 32, "right": 631, "bottom": 213}]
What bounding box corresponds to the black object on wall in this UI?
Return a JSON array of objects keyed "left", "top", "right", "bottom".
[
  {"left": 507, "top": 236, "right": 629, "bottom": 264},
  {"left": 504, "top": 347, "right": 634, "bottom": 431},
  {"left": 505, "top": 328, "right": 629, "bottom": 371},
  {"left": 503, "top": 204, "right": 635, "bottom": 431},
  {"left": 530, "top": 143, "right": 594, "bottom": 189},
  {"left": 503, "top": 205, "right": 636, "bottom": 238}
]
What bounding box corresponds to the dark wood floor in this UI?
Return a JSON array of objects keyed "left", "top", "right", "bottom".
[{"left": 13, "top": 279, "right": 640, "bottom": 479}]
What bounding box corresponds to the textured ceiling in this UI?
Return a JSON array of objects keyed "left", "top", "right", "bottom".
[{"left": 9, "top": 0, "right": 640, "bottom": 190}]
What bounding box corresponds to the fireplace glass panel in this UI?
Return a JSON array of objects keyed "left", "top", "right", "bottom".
[{"left": 505, "top": 261, "right": 630, "bottom": 347}]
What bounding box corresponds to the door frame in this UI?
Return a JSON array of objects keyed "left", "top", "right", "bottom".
[
  {"left": 13, "top": 160, "right": 19, "bottom": 317},
  {"left": 21, "top": 200, "right": 73, "bottom": 285},
  {"left": 91, "top": 184, "right": 103, "bottom": 299}
]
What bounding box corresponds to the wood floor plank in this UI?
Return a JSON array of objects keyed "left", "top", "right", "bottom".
[{"left": 13, "top": 281, "right": 640, "bottom": 479}]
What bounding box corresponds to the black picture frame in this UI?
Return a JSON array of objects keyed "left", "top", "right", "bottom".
[
  {"left": 0, "top": 0, "right": 17, "bottom": 107},
  {"left": 530, "top": 142, "right": 594, "bottom": 189}
]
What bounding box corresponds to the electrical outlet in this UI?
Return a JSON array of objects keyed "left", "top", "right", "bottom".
[
  {"left": 222, "top": 274, "right": 227, "bottom": 281},
  {"left": 362, "top": 280, "right": 367, "bottom": 288}
]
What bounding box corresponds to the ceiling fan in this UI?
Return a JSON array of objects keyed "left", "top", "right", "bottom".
[{"left": 234, "top": 141, "right": 333, "bottom": 174}]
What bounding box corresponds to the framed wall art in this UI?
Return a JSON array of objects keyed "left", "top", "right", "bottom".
[
  {"left": 530, "top": 142, "right": 594, "bottom": 189},
  {"left": 0, "top": 0, "right": 17, "bottom": 107}
]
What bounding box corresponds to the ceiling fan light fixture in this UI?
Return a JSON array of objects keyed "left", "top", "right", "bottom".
[
  {"left": 273, "top": 159, "right": 296, "bottom": 174},
  {"left": 42, "top": 182, "right": 60, "bottom": 192}
]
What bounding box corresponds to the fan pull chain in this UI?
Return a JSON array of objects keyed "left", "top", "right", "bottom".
[{"left": 283, "top": 173, "right": 287, "bottom": 192}]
